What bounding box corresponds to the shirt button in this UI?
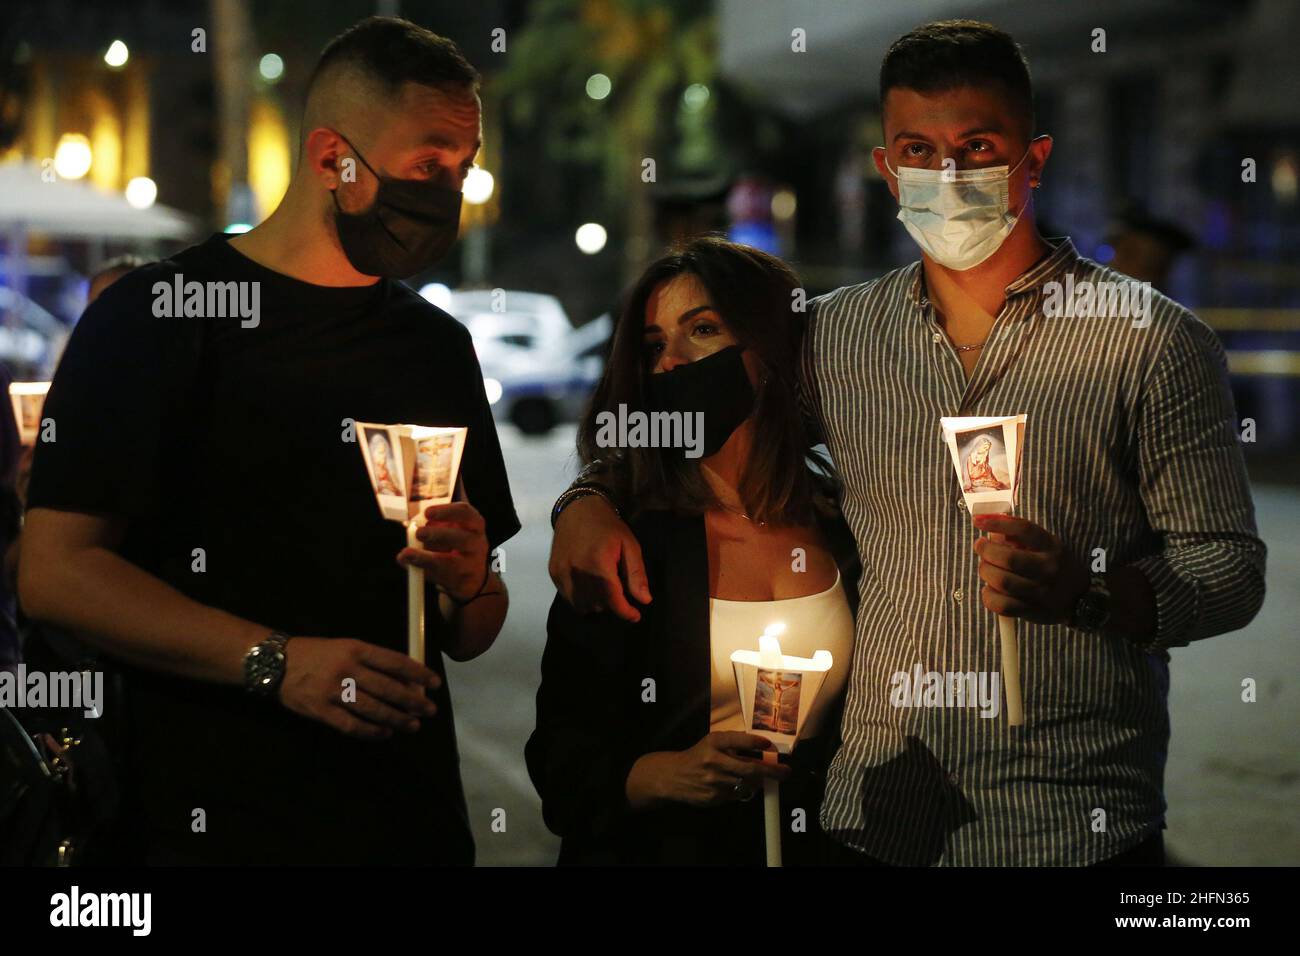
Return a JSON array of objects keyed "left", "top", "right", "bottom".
[
  {"left": 952, "top": 588, "right": 964, "bottom": 603},
  {"left": 948, "top": 772, "right": 960, "bottom": 786},
  {"left": 957, "top": 498, "right": 967, "bottom": 511},
  {"left": 931, "top": 332, "right": 942, "bottom": 344}
]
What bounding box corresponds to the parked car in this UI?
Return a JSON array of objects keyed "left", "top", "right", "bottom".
[{"left": 445, "top": 290, "right": 609, "bottom": 435}]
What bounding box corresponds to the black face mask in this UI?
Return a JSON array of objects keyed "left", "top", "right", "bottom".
[
  {"left": 331, "top": 132, "right": 463, "bottom": 279},
  {"left": 647, "top": 345, "right": 755, "bottom": 458}
]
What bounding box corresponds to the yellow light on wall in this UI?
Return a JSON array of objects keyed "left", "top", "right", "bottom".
[
  {"left": 89, "top": 110, "right": 122, "bottom": 191},
  {"left": 248, "top": 98, "right": 291, "bottom": 221},
  {"left": 53, "top": 133, "right": 92, "bottom": 180}
]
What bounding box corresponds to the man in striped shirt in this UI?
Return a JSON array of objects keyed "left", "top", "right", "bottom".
[{"left": 549, "top": 20, "right": 1264, "bottom": 865}]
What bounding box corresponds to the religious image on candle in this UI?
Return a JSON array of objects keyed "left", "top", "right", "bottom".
[
  {"left": 9, "top": 381, "right": 50, "bottom": 447},
  {"left": 356, "top": 421, "right": 467, "bottom": 522},
  {"left": 413, "top": 433, "right": 457, "bottom": 502},
  {"left": 731, "top": 631, "right": 833, "bottom": 755},
  {"left": 752, "top": 670, "right": 801, "bottom": 735},
  {"left": 939, "top": 414, "right": 1027, "bottom": 516}
]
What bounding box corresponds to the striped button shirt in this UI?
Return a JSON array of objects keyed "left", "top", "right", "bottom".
[{"left": 801, "top": 238, "right": 1266, "bottom": 865}]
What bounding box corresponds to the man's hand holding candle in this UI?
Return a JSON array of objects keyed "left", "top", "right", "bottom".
[
  {"left": 398, "top": 501, "right": 494, "bottom": 602},
  {"left": 971, "top": 514, "right": 1090, "bottom": 624},
  {"left": 279, "top": 637, "right": 442, "bottom": 740}
]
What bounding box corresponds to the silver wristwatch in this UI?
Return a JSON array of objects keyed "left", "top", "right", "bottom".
[
  {"left": 1069, "top": 575, "right": 1112, "bottom": 632},
  {"left": 244, "top": 632, "right": 290, "bottom": 697}
]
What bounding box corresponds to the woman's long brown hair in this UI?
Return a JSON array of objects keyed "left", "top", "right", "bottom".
[{"left": 577, "top": 235, "right": 836, "bottom": 526}]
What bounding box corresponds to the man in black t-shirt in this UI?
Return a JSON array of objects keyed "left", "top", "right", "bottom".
[{"left": 21, "top": 17, "right": 519, "bottom": 864}]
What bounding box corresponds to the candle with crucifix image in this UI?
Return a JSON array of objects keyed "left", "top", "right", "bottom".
[
  {"left": 356, "top": 421, "right": 468, "bottom": 661},
  {"left": 730, "top": 622, "right": 834, "bottom": 867},
  {"left": 940, "top": 414, "right": 1028, "bottom": 727}
]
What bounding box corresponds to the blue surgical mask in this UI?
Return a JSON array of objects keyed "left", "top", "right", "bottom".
[{"left": 885, "top": 143, "right": 1036, "bottom": 270}]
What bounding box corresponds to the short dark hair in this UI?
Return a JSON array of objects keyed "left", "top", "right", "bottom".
[
  {"left": 308, "top": 16, "right": 479, "bottom": 98},
  {"left": 578, "top": 236, "right": 837, "bottom": 527},
  {"left": 880, "top": 20, "right": 1033, "bottom": 136}
]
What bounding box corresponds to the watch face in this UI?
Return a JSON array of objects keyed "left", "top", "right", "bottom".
[{"left": 1076, "top": 592, "right": 1109, "bottom": 629}]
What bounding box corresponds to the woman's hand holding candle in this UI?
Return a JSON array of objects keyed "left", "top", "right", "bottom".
[{"left": 624, "top": 733, "right": 791, "bottom": 810}]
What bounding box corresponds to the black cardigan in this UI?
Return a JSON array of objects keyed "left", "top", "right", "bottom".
[{"left": 526, "top": 505, "right": 862, "bottom": 865}]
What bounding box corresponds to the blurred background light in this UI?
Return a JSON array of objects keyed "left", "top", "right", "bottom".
[
  {"left": 682, "top": 83, "right": 710, "bottom": 111},
  {"left": 463, "top": 166, "right": 495, "bottom": 205},
  {"left": 125, "top": 176, "right": 157, "bottom": 209},
  {"left": 575, "top": 222, "right": 607, "bottom": 254},
  {"left": 53, "top": 133, "right": 92, "bottom": 180},
  {"left": 258, "top": 53, "right": 284, "bottom": 83},
  {"left": 585, "top": 73, "right": 611, "bottom": 100},
  {"left": 104, "top": 40, "right": 128, "bottom": 69},
  {"left": 418, "top": 282, "right": 453, "bottom": 311}
]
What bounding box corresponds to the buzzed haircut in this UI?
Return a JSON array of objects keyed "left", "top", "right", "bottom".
[
  {"left": 880, "top": 19, "right": 1034, "bottom": 137},
  {"left": 306, "top": 16, "right": 480, "bottom": 103}
]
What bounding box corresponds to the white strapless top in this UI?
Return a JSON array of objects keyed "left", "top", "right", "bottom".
[{"left": 708, "top": 571, "right": 854, "bottom": 739}]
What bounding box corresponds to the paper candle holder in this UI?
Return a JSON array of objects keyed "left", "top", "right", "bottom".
[
  {"left": 940, "top": 413, "right": 1029, "bottom": 727},
  {"left": 9, "top": 381, "right": 51, "bottom": 446},
  {"left": 730, "top": 632, "right": 834, "bottom": 755},
  {"left": 940, "top": 414, "right": 1027, "bottom": 517},
  {"left": 356, "top": 421, "right": 467, "bottom": 523}
]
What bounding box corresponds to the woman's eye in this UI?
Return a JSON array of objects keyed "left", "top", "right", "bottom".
[{"left": 692, "top": 323, "right": 718, "bottom": 336}]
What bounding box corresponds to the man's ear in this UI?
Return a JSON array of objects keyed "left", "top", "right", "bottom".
[
  {"left": 1027, "top": 134, "right": 1053, "bottom": 188},
  {"left": 872, "top": 146, "right": 899, "bottom": 201},
  {"left": 303, "top": 127, "right": 348, "bottom": 189}
]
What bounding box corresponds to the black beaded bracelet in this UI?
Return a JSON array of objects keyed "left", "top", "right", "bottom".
[{"left": 550, "top": 483, "right": 622, "bottom": 529}]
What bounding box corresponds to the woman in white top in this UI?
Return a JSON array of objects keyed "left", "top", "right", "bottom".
[{"left": 527, "top": 237, "right": 858, "bottom": 865}]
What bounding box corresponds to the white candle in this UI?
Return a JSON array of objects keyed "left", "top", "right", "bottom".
[
  {"left": 760, "top": 624, "right": 784, "bottom": 868},
  {"left": 407, "top": 520, "right": 425, "bottom": 662},
  {"left": 999, "top": 615, "right": 1023, "bottom": 727}
]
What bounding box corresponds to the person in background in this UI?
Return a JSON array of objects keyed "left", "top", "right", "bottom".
[
  {"left": 4, "top": 257, "right": 156, "bottom": 598},
  {"left": 1105, "top": 205, "right": 1195, "bottom": 291},
  {"left": 87, "top": 255, "right": 153, "bottom": 306},
  {"left": 0, "top": 363, "right": 19, "bottom": 672}
]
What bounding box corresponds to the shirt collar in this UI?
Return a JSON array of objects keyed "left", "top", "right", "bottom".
[{"left": 907, "top": 236, "right": 1081, "bottom": 309}]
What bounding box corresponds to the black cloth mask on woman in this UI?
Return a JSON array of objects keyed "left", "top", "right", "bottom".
[
  {"left": 331, "top": 131, "right": 463, "bottom": 279},
  {"left": 647, "top": 344, "right": 755, "bottom": 458}
]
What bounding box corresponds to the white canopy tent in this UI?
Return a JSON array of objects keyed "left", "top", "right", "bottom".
[
  {"left": 0, "top": 160, "right": 200, "bottom": 375},
  {"left": 0, "top": 160, "right": 198, "bottom": 240}
]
